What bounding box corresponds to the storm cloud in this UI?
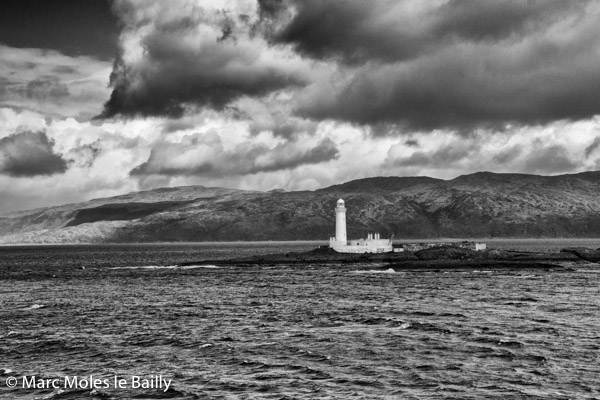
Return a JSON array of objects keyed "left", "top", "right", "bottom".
[
  {"left": 0, "top": 131, "right": 68, "bottom": 177},
  {"left": 262, "top": 0, "right": 586, "bottom": 64},
  {"left": 99, "top": 0, "right": 600, "bottom": 133},
  {"left": 99, "top": 0, "right": 312, "bottom": 118},
  {"left": 286, "top": 0, "right": 600, "bottom": 131}
]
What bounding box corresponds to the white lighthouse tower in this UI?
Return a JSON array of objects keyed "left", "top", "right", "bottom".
[{"left": 334, "top": 198, "right": 347, "bottom": 245}]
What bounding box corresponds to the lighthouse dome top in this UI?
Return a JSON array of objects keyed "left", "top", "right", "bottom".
[{"left": 336, "top": 198, "right": 345, "bottom": 206}]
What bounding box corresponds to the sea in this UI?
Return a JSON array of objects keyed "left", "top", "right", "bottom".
[{"left": 1, "top": 239, "right": 599, "bottom": 399}]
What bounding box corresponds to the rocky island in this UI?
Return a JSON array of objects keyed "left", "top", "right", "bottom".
[
  {"left": 176, "top": 195, "right": 600, "bottom": 271},
  {"left": 178, "top": 245, "right": 600, "bottom": 271}
]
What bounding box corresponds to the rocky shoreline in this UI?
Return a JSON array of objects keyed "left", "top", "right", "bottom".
[{"left": 179, "top": 245, "right": 600, "bottom": 270}]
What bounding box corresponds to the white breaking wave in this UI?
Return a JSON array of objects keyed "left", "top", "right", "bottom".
[
  {"left": 110, "top": 265, "right": 178, "bottom": 270},
  {"left": 352, "top": 268, "right": 396, "bottom": 274},
  {"left": 25, "top": 304, "right": 45, "bottom": 310},
  {"left": 109, "top": 265, "right": 220, "bottom": 270}
]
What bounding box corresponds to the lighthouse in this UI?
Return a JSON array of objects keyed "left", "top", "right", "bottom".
[
  {"left": 329, "top": 198, "right": 393, "bottom": 253},
  {"left": 335, "top": 198, "right": 347, "bottom": 245}
]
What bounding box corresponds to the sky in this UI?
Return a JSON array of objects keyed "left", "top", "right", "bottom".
[{"left": 1, "top": 0, "right": 600, "bottom": 213}]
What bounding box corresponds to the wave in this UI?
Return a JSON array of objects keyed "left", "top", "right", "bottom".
[
  {"left": 24, "top": 304, "right": 45, "bottom": 310},
  {"left": 39, "top": 388, "right": 129, "bottom": 399},
  {"left": 109, "top": 264, "right": 220, "bottom": 270},
  {"left": 109, "top": 265, "right": 178, "bottom": 270},
  {"left": 352, "top": 268, "right": 396, "bottom": 274}
]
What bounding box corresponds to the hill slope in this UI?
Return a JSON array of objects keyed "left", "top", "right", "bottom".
[{"left": 3, "top": 172, "right": 600, "bottom": 243}]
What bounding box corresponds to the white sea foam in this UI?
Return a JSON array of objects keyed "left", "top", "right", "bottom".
[
  {"left": 40, "top": 388, "right": 65, "bottom": 399},
  {"left": 110, "top": 265, "right": 178, "bottom": 270},
  {"left": 352, "top": 268, "right": 396, "bottom": 274},
  {"left": 110, "top": 265, "right": 220, "bottom": 270},
  {"left": 25, "top": 304, "right": 45, "bottom": 310}
]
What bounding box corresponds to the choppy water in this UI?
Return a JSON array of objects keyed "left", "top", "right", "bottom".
[{"left": 1, "top": 240, "right": 600, "bottom": 399}]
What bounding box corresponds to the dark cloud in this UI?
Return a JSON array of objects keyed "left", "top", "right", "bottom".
[
  {"left": 131, "top": 132, "right": 338, "bottom": 177},
  {"left": 384, "top": 135, "right": 583, "bottom": 175},
  {"left": 405, "top": 139, "right": 419, "bottom": 147},
  {"left": 523, "top": 144, "right": 577, "bottom": 174},
  {"left": 389, "top": 145, "right": 472, "bottom": 168},
  {"left": 296, "top": 28, "right": 600, "bottom": 131},
  {"left": 585, "top": 136, "right": 600, "bottom": 158},
  {"left": 1, "top": 76, "right": 70, "bottom": 102},
  {"left": 262, "top": 0, "right": 418, "bottom": 64},
  {"left": 98, "top": 1, "right": 310, "bottom": 118},
  {"left": 0, "top": 77, "right": 7, "bottom": 96},
  {"left": 249, "top": 114, "right": 317, "bottom": 139},
  {"left": 262, "top": 0, "right": 600, "bottom": 131},
  {"left": 0, "top": 0, "right": 119, "bottom": 61},
  {"left": 262, "top": 0, "right": 585, "bottom": 64},
  {"left": 53, "top": 65, "right": 77, "bottom": 74},
  {"left": 99, "top": 0, "right": 600, "bottom": 132},
  {"left": 367, "top": 123, "right": 407, "bottom": 137},
  {"left": 492, "top": 145, "right": 523, "bottom": 165},
  {"left": 25, "top": 77, "right": 70, "bottom": 99},
  {"left": 0, "top": 131, "right": 68, "bottom": 177},
  {"left": 67, "top": 140, "right": 102, "bottom": 168},
  {"left": 257, "top": 0, "right": 284, "bottom": 19},
  {"left": 390, "top": 151, "right": 430, "bottom": 167},
  {"left": 160, "top": 118, "right": 198, "bottom": 134},
  {"left": 431, "top": 1, "right": 585, "bottom": 43}
]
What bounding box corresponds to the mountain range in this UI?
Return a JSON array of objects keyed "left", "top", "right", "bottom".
[{"left": 3, "top": 171, "right": 600, "bottom": 243}]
